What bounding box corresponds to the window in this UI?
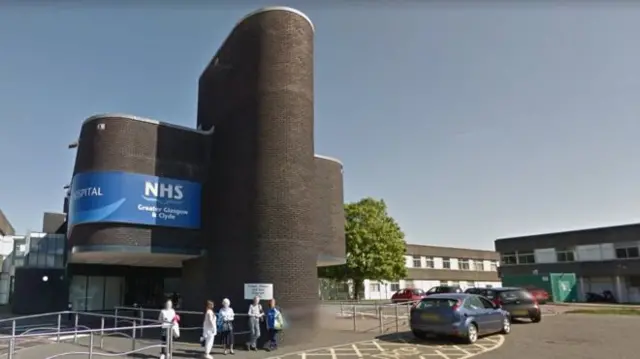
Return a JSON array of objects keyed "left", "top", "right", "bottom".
[
  {"left": 369, "top": 282, "right": 380, "bottom": 292},
  {"left": 478, "top": 297, "right": 496, "bottom": 309},
  {"left": 459, "top": 259, "right": 470, "bottom": 270},
  {"left": 412, "top": 255, "right": 422, "bottom": 268},
  {"left": 104, "top": 277, "right": 124, "bottom": 310},
  {"left": 425, "top": 257, "right": 434, "bottom": 268},
  {"left": 501, "top": 252, "right": 517, "bottom": 265},
  {"left": 465, "top": 296, "right": 485, "bottom": 310},
  {"left": 475, "top": 260, "right": 484, "bottom": 271},
  {"left": 517, "top": 251, "right": 535, "bottom": 264},
  {"left": 70, "top": 276, "right": 88, "bottom": 311},
  {"left": 490, "top": 261, "right": 498, "bottom": 271},
  {"left": 556, "top": 249, "right": 575, "bottom": 262},
  {"left": 442, "top": 258, "right": 451, "bottom": 269},
  {"left": 615, "top": 245, "right": 640, "bottom": 259},
  {"left": 389, "top": 282, "right": 400, "bottom": 292},
  {"left": 417, "top": 298, "right": 459, "bottom": 309}
]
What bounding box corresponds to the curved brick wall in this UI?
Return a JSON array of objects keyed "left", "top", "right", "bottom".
[
  {"left": 314, "top": 155, "right": 346, "bottom": 267},
  {"left": 196, "top": 7, "right": 318, "bottom": 341},
  {"left": 69, "top": 114, "right": 209, "bottom": 254}
]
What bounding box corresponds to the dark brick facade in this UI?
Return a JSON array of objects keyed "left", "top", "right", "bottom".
[
  {"left": 68, "top": 115, "right": 210, "bottom": 253},
  {"left": 314, "top": 156, "right": 346, "bottom": 266},
  {"left": 61, "top": 7, "right": 341, "bottom": 346},
  {"left": 194, "top": 8, "right": 318, "bottom": 342}
]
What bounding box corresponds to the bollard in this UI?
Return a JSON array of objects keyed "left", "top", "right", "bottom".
[
  {"left": 100, "top": 317, "right": 105, "bottom": 349},
  {"left": 114, "top": 307, "right": 119, "bottom": 328},
  {"left": 56, "top": 313, "right": 62, "bottom": 343},
  {"left": 74, "top": 313, "right": 79, "bottom": 343},
  {"left": 352, "top": 304, "right": 357, "bottom": 331},
  {"left": 378, "top": 306, "right": 384, "bottom": 333},
  {"left": 89, "top": 332, "right": 94, "bottom": 359},
  {"left": 340, "top": 302, "right": 344, "bottom": 317},
  {"left": 395, "top": 304, "right": 399, "bottom": 332},
  {"left": 8, "top": 320, "right": 15, "bottom": 359},
  {"left": 132, "top": 320, "right": 137, "bottom": 352}
]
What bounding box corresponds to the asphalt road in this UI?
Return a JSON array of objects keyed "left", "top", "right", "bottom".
[{"left": 478, "top": 313, "right": 639, "bottom": 359}]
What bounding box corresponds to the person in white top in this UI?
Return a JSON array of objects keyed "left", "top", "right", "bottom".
[
  {"left": 202, "top": 300, "right": 217, "bottom": 359},
  {"left": 158, "top": 300, "right": 177, "bottom": 359},
  {"left": 246, "top": 296, "right": 264, "bottom": 351},
  {"left": 218, "top": 298, "right": 235, "bottom": 355}
]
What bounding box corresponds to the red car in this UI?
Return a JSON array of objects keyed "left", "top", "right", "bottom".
[
  {"left": 391, "top": 288, "right": 426, "bottom": 303},
  {"left": 526, "top": 287, "right": 550, "bottom": 304}
]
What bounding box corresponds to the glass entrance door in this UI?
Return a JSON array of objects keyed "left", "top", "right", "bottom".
[{"left": 125, "top": 276, "right": 165, "bottom": 308}]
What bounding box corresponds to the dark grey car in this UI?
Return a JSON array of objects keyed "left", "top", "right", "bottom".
[{"left": 491, "top": 288, "right": 542, "bottom": 323}]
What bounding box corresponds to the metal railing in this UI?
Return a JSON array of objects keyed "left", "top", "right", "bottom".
[
  {"left": 323, "top": 300, "right": 420, "bottom": 334},
  {"left": 0, "top": 310, "right": 172, "bottom": 359},
  {"left": 114, "top": 306, "right": 253, "bottom": 338}
]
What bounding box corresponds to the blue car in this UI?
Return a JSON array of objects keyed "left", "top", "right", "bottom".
[{"left": 410, "top": 293, "right": 510, "bottom": 344}]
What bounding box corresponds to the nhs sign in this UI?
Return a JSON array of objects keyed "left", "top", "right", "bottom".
[
  {"left": 68, "top": 171, "right": 201, "bottom": 230},
  {"left": 144, "top": 182, "right": 184, "bottom": 201}
]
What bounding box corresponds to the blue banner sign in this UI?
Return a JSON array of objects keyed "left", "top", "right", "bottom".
[{"left": 68, "top": 171, "right": 201, "bottom": 230}]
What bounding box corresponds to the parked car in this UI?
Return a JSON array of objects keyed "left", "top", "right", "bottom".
[
  {"left": 425, "top": 286, "right": 463, "bottom": 295},
  {"left": 490, "top": 287, "right": 541, "bottom": 323},
  {"left": 391, "top": 288, "right": 427, "bottom": 303},
  {"left": 464, "top": 287, "right": 497, "bottom": 299},
  {"left": 410, "top": 293, "right": 510, "bottom": 344},
  {"left": 525, "top": 287, "right": 550, "bottom": 304}
]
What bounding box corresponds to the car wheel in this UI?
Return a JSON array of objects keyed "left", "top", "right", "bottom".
[
  {"left": 412, "top": 330, "right": 427, "bottom": 340},
  {"left": 465, "top": 323, "right": 478, "bottom": 344},
  {"left": 531, "top": 315, "right": 542, "bottom": 323},
  {"left": 500, "top": 316, "right": 511, "bottom": 334}
]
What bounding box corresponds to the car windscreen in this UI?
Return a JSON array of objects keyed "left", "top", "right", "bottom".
[
  {"left": 417, "top": 298, "right": 458, "bottom": 309},
  {"left": 499, "top": 290, "right": 533, "bottom": 301},
  {"left": 412, "top": 289, "right": 424, "bottom": 295}
]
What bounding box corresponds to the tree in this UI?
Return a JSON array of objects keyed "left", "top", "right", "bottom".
[{"left": 319, "top": 197, "right": 407, "bottom": 299}]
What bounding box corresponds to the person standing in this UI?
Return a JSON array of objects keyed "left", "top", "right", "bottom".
[
  {"left": 158, "top": 300, "right": 176, "bottom": 359},
  {"left": 265, "top": 299, "right": 284, "bottom": 352},
  {"left": 246, "top": 296, "right": 264, "bottom": 351},
  {"left": 202, "top": 300, "right": 217, "bottom": 359},
  {"left": 218, "top": 298, "right": 235, "bottom": 355}
]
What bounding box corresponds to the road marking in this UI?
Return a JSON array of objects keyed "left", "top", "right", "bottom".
[
  {"left": 452, "top": 346, "right": 472, "bottom": 355},
  {"left": 372, "top": 341, "right": 385, "bottom": 351},
  {"left": 353, "top": 344, "right": 363, "bottom": 357},
  {"left": 330, "top": 348, "right": 338, "bottom": 359},
  {"left": 301, "top": 353, "right": 307, "bottom": 359}
]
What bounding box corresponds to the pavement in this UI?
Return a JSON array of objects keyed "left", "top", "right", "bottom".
[{"left": 476, "top": 313, "right": 639, "bottom": 359}]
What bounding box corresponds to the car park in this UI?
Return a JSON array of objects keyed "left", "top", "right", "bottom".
[
  {"left": 391, "top": 288, "right": 427, "bottom": 303},
  {"left": 410, "top": 293, "right": 510, "bottom": 344}
]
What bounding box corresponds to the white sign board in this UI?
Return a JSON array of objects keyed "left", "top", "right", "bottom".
[{"left": 244, "top": 283, "right": 274, "bottom": 300}]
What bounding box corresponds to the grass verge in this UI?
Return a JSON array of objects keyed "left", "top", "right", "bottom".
[{"left": 566, "top": 308, "right": 640, "bottom": 316}]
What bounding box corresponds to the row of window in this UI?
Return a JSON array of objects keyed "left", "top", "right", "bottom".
[
  {"left": 501, "top": 244, "right": 640, "bottom": 265},
  {"left": 412, "top": 255, "right": 498, "bottom": 271}
]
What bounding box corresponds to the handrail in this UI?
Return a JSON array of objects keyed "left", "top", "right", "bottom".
[
  {"left": 115, "top": 306, "right": 250, "bottom": 316},
  {"left": 0, "top": 322, "right": 164, "bottom": 341},
  {"left": 44, "top": 344, "right": 165, "bottom": 359}
]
